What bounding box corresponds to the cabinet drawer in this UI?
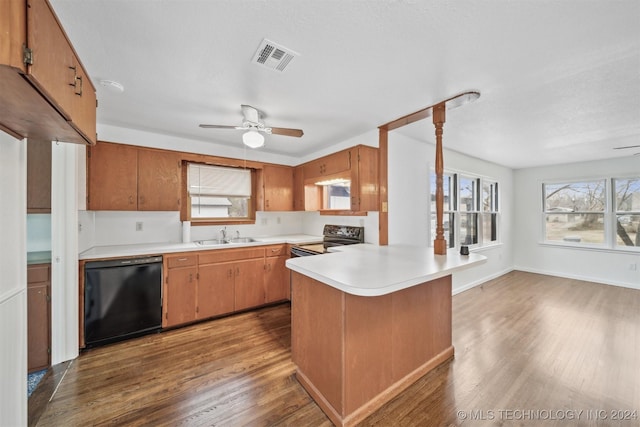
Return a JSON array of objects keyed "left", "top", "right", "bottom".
[
  {"left": 27, "top": 264, "right": 50, "bottom": 284},
  {"left": 166, "top": 255, "right": 197, "bottom": 268},
  {"left": 199, "top": 247, "right": 265, "bottom": 264},
  {"left": 265, "top": 245, "right": 287, "bottom": 257}
]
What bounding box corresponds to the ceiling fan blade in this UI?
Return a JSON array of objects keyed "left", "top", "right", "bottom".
[
  {"left": 241, "top": 105, "right": 260, "bottom": 124},
  {"left": 613, "top": 144, "right": 640, "bottom": 150},
  {"left": 199, "top": 124, "right": 243, "bottom": 130},
  {"left": 270, "top": 127, "right": 304, "bottom": 137}
]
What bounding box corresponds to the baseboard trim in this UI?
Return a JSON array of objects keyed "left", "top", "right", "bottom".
[
  {"left": 513, "top": 266, "right": 640, "bottom": 291},
  {"left": 452, "top": 267, "right": 514, "bottom": 296}
]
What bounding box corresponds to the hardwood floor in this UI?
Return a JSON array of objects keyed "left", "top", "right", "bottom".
[{"left": 31, "top": 271, "right": 640, "bottom": 426}]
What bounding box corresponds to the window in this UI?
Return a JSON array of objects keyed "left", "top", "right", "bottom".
[
  {"left": 430, "top": 171, "right": 499, "bottom": 249},
  {"left": 543, "top": 180, "right": 606, "bottom": 245},
  {"left": 614, "top": 178, "right": 640, "bottom": 248},
  {"left": 482, "top": 181, "right": 499, "bottom": 242},
  {"left": 187, "top": 163, "right": 252, "bottom": 221},
  {"left": 542, "top": 177, "right": 640, "bottom": 251}
]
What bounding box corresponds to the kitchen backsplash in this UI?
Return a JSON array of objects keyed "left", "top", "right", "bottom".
[
  {"left": 27, "top": 214, "right": 52, "bottom": 252},
  {"left": 77, "top": 210, "right": 378, "bottom": 252}
]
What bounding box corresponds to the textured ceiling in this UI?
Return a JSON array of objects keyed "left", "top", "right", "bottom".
[{"left": 50, "top": 0, "right": 640, "bottom": 168}]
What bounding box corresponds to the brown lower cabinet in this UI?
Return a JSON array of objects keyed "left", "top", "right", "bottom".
[
  {"left": 162, "top": 245, "right": 289, "bottom": 328},
  {"left": 27, "top": 263, "right": 51, "bottom": 372}
]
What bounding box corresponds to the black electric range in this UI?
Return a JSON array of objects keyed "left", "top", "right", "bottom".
[{"left": 290, "top": 225, "right": 365, "bottom": 257}]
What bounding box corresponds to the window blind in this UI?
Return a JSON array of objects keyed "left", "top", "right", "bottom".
[{"left": 188, "top": 164, "right": 251, "bottom": 197}]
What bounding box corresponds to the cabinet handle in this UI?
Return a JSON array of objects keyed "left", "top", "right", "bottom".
[
  {"left": 75, "top": 75, "right": 83, "bottom": 96},
  {"left": 189, "top": 273, "right": 193, "bottom": 282},
  {"left": 68, "top": 66, "right": 83, "bottom": 96},
  {"left": 139, "top": 196, "right": 145, "bottom": 205},
  {"left": 129, "top": 195, "right": 134, "bottom": 204},
  {"left": 266, "top": 200, "right": 270, "bottom": 208}
]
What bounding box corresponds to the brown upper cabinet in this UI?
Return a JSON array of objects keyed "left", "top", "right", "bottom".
[
  {"left": 297, "top": 145, "right": 379, "bottom": 213},
  {"left": 302, "top": 148, "right": 352, "bottom": 181},
  {"left": 0, "top": 0, "right": 96, "bottom": 145},
  {"left": 260, "top": 164, "right": 294, "bottom": 211},
  {"left": 87, "top": 141, "right": 181, "bottom": 211},
  {"left": 27, "top": 139, "right": 52, "bottom": 213}
]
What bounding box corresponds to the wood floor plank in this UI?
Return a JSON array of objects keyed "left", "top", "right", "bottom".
[{"left": 32, "top": 272, "right": 640, "bottom": 426}]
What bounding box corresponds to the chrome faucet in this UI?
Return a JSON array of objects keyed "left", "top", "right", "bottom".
[{"left": 220, "top": 227, "right": 227, "bottom": 241}]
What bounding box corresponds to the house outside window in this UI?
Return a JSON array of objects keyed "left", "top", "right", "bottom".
[
  {"left": 542, "top": 180, "right": 606, "bottom": 245},
  {"left": 430, "top": 171, "right": 499, "bottom": 249},
  {"left": 187, "top": 163, "right": 252, "bottom": 221},
  {"left": 542, "top": 177, "right": 640, "bottom": 250}
]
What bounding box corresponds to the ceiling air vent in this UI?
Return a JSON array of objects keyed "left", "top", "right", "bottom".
[{"left": 252, "top": 39, "right": 299, "bottom": 72}]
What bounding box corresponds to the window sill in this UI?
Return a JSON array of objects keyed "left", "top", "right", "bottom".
[{"left": 539, "top": 241, "right": 640, "bottom": 254}]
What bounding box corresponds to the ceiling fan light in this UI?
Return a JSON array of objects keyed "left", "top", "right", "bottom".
[{"left": 242, "top": 130, "right": 264, "bottom": 148}]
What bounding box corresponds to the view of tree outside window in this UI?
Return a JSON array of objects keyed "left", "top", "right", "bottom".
[
  {"left": 542, "top": 177, "right": 640, "bottom": 249},
  {"left": 543, "top": 180, "right": 606, "bottom": 244},
  {"left": 614, "top": 178, "right": 640, "bottom": 247}
]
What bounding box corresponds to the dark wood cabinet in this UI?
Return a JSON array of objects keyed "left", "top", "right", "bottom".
[
  {"left": 27, "top": 263, "right": 51, "bottom": 372},
  {"left": 27, "top": 139, "right": 51, "bottom": 213},
  {"left": 0, "top": 0, "right": 96, "bottom": 145}
]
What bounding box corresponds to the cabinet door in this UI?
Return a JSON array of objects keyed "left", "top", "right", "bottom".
[
  {"left": 0, "top": 0, "right": 27, "bottom": 70},
  {"left": 27, "top": 139, "right": 51, "bottom": 213},
  {"left": 164, "top": 266, "right": 197, "bottom": 327},
  {"left": 138, "top": 149, "right": 181, "bottom": 211},
  {"left": 352, "top": 145, "right": 379, "bottom": 212},
  {"left": 323, "top": 149, "right": 352, "bottom": 176},
  {"left": 26, "top": 0, "right": 75, "bottom": 119},
  {"left": 265, "top": 255, "right": 289, "bottom": 302},
  {"left": 68, "top": 55, "right": 97, "bottom": 144},
  {"left": 198, "top": 262, "right": 235, "bottom": 319},
  {"left": 87, "top": 142, "right": 138, "bottom": 210},
  {"left": 234, "top": 258, "right": 266, "bottom": 311},
  {"left": 27, "top": 282, "right": 50, "bottom": 372},
  {"left": 263, "top": 164, "right": 293, "bottom": 211},
  {"left": 293, "top": 165, "right": 305, "bottom": 211}
]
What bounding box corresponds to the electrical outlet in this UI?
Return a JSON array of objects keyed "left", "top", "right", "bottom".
[
  {"left": 78, "top": 222, "right": 83, "bottom": 232},
  {"left": 136, "top": 221, "right": 143, "bottom": 231},
  {"left": 277, "top": 217, "right": 281, "bottom": 224},
  {"left": 359, "top": 219, "right": 365, "bottom": 226},
  {"left": 631, "top": 263, "right": 638, "bottom": 271},
  {"left": 261, "top": 218, "right": 268, "bottom": 226}
]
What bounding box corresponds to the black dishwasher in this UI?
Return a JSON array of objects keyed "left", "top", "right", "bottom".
[{"left": 84, "top": 256, "right": 163, "bottom": 348}]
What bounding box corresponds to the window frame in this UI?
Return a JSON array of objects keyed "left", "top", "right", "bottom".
[
  {"left": 429, "top": 169, "right": 501, "bottom": 251},
  {"left": 541, "top": 175, "right": 640, "bottom": 252},
  {"left": 182, "top": 162, "right": 257, "bottom": 225}
]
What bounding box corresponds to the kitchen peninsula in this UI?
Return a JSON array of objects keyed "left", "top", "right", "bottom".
[{"left": 286, "top": 245, "right": 485, "bottom": 427}]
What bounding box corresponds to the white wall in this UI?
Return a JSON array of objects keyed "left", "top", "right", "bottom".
[
  {"left": 514, "top": 156, "right": 640, "bottom": 289},
  {"left": 0, "top": 132, "right": 27, "bottom": 426},
  {"left": 388, "top": 131, "right": 515, "bottom": 294},
  {"left": 51, "top": 142, "right": 81, "bottom": 364}
]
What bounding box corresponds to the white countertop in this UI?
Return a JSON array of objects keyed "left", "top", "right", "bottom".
[
  {"left": 79, "top": 234, "right": 323, "bottom": 260},
  {"left": 286, "top": 244, "right": 486, "bottom": 297}
]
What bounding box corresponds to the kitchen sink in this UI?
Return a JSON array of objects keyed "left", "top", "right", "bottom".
[
  {"left": 195, "top": 239, "right": 228, "bottom": 246},
  {"left": 228, "top": 237, "right": 256, "bottom": 243}
]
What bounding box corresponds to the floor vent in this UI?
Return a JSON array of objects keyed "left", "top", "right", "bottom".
[{"left": 252, "top": 39, "right": 299, "bottom": 72}]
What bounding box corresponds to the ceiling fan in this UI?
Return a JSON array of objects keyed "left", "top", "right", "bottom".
[{"left": 199, "top": 105, "right": 304, "bottom": 148}]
